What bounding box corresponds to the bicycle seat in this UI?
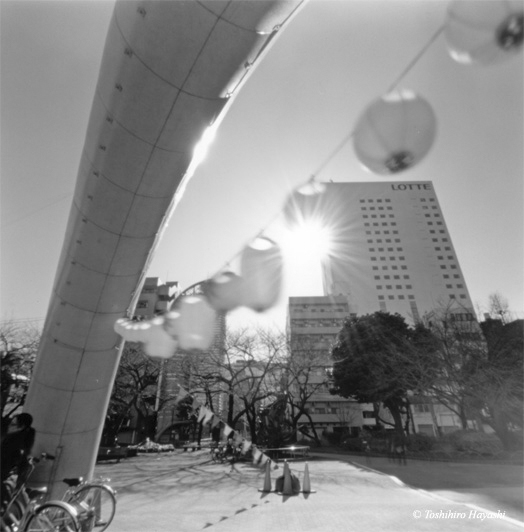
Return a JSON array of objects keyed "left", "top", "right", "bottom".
[{"left": 63, "top": 477, "right": 83, "bottom": 487}]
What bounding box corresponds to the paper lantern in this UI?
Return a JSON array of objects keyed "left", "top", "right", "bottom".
[
  {"left": 113, "top": 318, "right": 129, "bottom": 339},
  {"left": 114, "top": 318, "right": 144, "bottom": 342},
  {"left": 124, "top": 320, "right": 151, "bottom": 343},
  {"left": 445, "top": 0, "right": 523, "bottom": 65},
  {"left": 163, "top": 295, "right": 216, "bottom": 350},
  {"left": 143, "top": 317, "right": 178, "bottom": 359},
  {"left": 283, "top": 181, "right": 327, "bottom": 228},
  {"left": 240, "top": 237, "right": 283, "bottom": 312},
  {"left": 203, "top": 271, "right": 244, "bottom": 312},
  {"left": 353, "top": 90, "right": 436, "bottom": 175}
]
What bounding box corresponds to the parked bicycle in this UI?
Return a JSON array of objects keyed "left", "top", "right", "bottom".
[
  {"left": 1, "top": 453, "right": 80, "bottom": 532},
  {"left": 61, "top": 477, "right": 116, "bottom": 532},
  {"left": 209, "top": 444, "right": 241, "bottom": 464}
]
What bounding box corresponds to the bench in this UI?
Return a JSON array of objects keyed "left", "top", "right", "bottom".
[
  {"left": 261, "top": 445, "right": 310, "bottom": 461},
  {"left": 182, "top": 442, "right": 217, "bottom": 452},
  {"left": 96, "top": 446, "right": 128, "bottom": 463}
]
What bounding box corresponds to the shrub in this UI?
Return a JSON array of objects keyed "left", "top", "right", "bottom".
[
  {"left": 406, "top": 432, "right": 435, "bottom": 452},
  {"left": 341, "top": 437, "right": 366, "bottom": 452},
  {"left": 324, "top": 432, "right": 344, "bottom": 445},
  {"left": 445, "top": 430, "right": 504, "bottom": 455}
]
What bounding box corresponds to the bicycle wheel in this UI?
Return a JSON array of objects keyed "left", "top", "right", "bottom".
[
  {"left": 25, "top": 501, "right": 79, "bottom": 532},
  {"left": 1, "top": 496, "right": 25, "bottom": 531},
  {"left": 67, "top": 485, "right": 115, "bottom": 532}
]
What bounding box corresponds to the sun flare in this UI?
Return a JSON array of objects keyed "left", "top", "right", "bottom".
[{"left": 282, "top": 218, "right": 333, "bottom": 263}]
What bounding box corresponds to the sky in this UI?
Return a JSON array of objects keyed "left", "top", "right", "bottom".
[{"left": 1, "top": 0, "right": 523, "bottom": 333}]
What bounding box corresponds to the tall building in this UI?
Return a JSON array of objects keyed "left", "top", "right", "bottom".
[{"left": 293, "top": 181, "right": 475, "bottom": 323}]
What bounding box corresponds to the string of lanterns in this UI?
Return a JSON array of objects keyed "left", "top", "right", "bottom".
[{"left": 113, "top": 0, "right": 523, "bottom": 358}]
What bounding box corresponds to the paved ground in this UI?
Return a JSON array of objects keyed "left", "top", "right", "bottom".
[{"left": 94, "top": 449, "right": 524, "bottom": 532}]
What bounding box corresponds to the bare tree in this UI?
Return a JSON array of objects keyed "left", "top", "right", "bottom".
[
  {"left": 282, "top": 343, "right": 332, "bottom": 446},
  {"left": 423, "top": 306, "right": 485, "bottom": 430},
  {"left": 187, "top": 327, "right": 286, "bottom": 444},
  {"left": 0, "top": 321, "right": 40, "bottom": 431},
  {"left": 104, "top": 342, "right": 178, "bottom": 444}
]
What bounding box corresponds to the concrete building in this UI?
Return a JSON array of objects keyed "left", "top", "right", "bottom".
[
  {"left": 288, "top": 296, "right": 376, "bottom": 440},
  {"left": 134, "top": 277, "right": 178, "bottom": 319},
  {"left": 312, "top": 181, "right": 475, "bottom": 323}
]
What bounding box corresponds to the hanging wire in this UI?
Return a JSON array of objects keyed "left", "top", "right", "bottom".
[{"left": 386, "top": 24, "right": 445, "bottom": 95}]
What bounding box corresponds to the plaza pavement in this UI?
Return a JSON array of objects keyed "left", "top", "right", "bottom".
[{"left": 95, "top": 449, "right": 524, "bottom": 532}]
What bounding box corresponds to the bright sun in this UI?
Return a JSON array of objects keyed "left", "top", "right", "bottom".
[{"left": 282, "top": 219, "right": 333, "bottom": 262}]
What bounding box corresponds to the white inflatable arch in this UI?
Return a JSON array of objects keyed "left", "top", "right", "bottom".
[{"left": 24, "top": 0, "right": 303, "bottom": 496}]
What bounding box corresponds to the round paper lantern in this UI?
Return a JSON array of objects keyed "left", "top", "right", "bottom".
[
  {"left": 445, "top": 0, "right": 523, "bottom": 65},
  {"left": 283, "top": 181, "right": 327, "bottom": 228},
  {"left": 203, "top": 271, "right": 244, "bottom": 312},
  {"left": 143, "top": 317, "right": 178, "bottom": 359},
  {"left": 240, "top": 237, "right": 283, "bottom": 312},
  {"left": 164, "top": 295, "right": 216, "bottom": 350},
  {"left": 353, "top": 90, "right": 437, "bottom": 175}
]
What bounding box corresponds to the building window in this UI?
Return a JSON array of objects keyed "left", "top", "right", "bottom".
[
  {"left": 137, "top": 300, "right": 148, "bottom": 308},
  {"left": 388, "top": 295, "right": 395, "bottom": 300}
]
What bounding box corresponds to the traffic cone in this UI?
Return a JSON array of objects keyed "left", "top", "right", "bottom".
[
  {"left": 282, "top": 461, "right": 293, "bottom": 496},
  {"left": 301, "top": 462, "right": 316, "bottom": 494},
  {"left": 258, "top": 459, "right": 272, "bottom": 493}
]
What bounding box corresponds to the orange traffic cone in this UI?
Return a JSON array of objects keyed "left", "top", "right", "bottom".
[
  {"left": 301, "top": 462, "right": 316, "bottom": 494},
  {"left": 282, "top": 461, "right": 293, "bottom": 495},
  {"left": 258, "top": 459, "right": 272, "bottom": 493}
]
